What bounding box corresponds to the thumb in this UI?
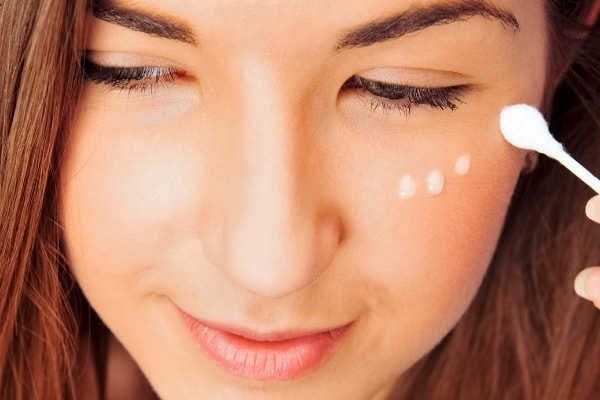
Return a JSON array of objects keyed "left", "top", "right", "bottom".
[{"left": 585, "top": 194, "right": 600, "bottom": 223}]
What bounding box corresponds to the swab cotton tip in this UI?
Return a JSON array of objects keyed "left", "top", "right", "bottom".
[
  {"left": 499, "top": 103, "right": 600, "bottom": 194},
  {"left": 499, "top": 104, "right": 563, "bottom": 157}
]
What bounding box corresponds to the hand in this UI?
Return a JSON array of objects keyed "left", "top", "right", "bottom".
[{"left": 574, "top": 194, "right": 600, "bottom": 307}]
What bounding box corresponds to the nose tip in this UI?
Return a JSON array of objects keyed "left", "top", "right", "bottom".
[{"left": 216, "top": 209, "right": 342, "bottom": 299}]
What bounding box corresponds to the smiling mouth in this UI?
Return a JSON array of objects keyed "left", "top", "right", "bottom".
[{"left": 179, "top": 311, "right": 351, "bottom": 381}]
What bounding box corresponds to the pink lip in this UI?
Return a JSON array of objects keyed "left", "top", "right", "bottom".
[{"left": 180, "top": 311, "right": 349, "bottom": 380}]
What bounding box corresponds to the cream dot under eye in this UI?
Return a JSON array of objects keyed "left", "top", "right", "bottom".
[
  {"left": 398, "top": 174, "right": 417, "bottom": 199},
  {"left": 398, "top": 154, "right": 472, "bottom": 200},
  {"left": 426, "top": 170, "right": 445, "bottom": 195},
  {"left": 454, "top": 155, "right": 471, "bottom": 175}
]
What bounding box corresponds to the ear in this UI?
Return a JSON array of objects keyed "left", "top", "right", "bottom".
[{"left": 521, "top": 151, "right": 539, "bottom": 174}]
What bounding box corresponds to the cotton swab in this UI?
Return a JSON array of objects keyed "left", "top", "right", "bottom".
[{"left": 499, "top": 104, "right": 600, "bottom": 194}]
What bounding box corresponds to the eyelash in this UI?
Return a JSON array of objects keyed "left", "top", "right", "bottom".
[
  {"left": 82, "top": 59, "right": 466, "bottom": 114},
  {"left": 82, "top": 59, "right": 180, "bottom": 93},
  {"left": 341, "top": 76, "right": 465, "bottom": 115}
]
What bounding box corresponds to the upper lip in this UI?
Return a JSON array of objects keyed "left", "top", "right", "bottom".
[{"left": 179, "top": 310, "right": 351, "bottom": 342}]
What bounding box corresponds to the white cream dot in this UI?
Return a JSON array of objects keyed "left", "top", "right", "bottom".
[
  {"left": 398, "top": 174, "right": 417, "bottom": 200},
  {"left": 426, "top": 170, "right": 445, "bottom": 195},
  {"left": 455, "top": 155, "right": 472, "bottom": 175}
]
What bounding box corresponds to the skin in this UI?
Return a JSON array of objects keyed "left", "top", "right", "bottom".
[
  {"left": 576, "top": 195, "right": 600, "bottom": 308},
  {"left": 60, "top": 0, "right": 548, "bottom": 398}
]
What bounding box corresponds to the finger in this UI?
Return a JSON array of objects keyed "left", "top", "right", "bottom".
[
  {"left": 585, "top": 195, "right": 600, "bottom": 223},
  {"left": 574, "top": 267, "right": 600, "bottom": 302}
]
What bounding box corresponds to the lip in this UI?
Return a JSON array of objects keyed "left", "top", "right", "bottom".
[{"left": 179, "top": 311, "right": 350, "bottom": 381}]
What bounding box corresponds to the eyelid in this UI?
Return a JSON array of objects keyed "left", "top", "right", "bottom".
[
  {"left": 81, "top": 58, "right": 187, "bottom": 93},
  {"left": 83, "top": 50, "right": 180, "bottom": 68},
  {"left": 357, "top": 67, "right": 469, "bottom": 87},
  {"left": 83, "top": 60, "right": 176, "bottom": 79},
  {"left": 343, "top": 75, "right": 467, "bottom": 114}
]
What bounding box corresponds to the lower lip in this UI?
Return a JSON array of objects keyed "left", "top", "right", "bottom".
[{"left": 180, "top": 312, "right": 348, "bottom": 381}]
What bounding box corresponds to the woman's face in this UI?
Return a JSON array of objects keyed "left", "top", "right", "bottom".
[{"left": 61, "top": 0, "right": 547, "bottom": 398}]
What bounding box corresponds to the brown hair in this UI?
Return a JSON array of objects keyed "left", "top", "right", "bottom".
[
  {"left": 0, "top": 0, "right": 599, "bottom": 399},
  {"left": 0, "top": 0, "right": 87, "bottom": 399}
]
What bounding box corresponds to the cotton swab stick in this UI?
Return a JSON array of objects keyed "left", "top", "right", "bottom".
[{"left": 499, "top": 104, "right": 600, "bottom": 194}]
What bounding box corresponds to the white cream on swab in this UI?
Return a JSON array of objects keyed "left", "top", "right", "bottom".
[{"left": 500, "top": 104, "right": 600, "bottom": 194}]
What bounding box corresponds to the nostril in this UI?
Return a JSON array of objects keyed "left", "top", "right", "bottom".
[{"left": 314, "top": 215, "right": 343, "bottom": 272}]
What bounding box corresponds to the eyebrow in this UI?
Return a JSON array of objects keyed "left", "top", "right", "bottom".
[
  {"left": 91, "top": 0, "right": 518, "bottom": 50},
  {"left": 91, "top": 0, "right": 198, "bottom": 45},
  {"left": 336, "top": 0, "right": 519, "bottom": 50}
]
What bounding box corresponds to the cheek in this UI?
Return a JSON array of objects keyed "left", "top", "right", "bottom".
[
  {"left": 360, "top": 161, "right": 516, "bottom": 294},
  {"left": 60, "top": 110, "right": 207, "bottom": 292},
  {"left": 339, "top": 124, "right": 525, "bottom": 352}
]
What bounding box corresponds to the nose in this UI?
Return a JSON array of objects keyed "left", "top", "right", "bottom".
[{"left": 202, "top": 67, "right": 342, "bottom": 299}]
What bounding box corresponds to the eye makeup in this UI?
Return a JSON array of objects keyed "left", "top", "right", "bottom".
[{"left": 397, "top": 154, "right": 471, "bottom": 200}]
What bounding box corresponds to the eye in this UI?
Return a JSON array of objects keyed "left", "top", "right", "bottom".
[
  {"left": 82, "top": 59, "right": 185, "bottom": 94},
  {"left": 342, "top": 75, "right": 467, "bottom": 115}
]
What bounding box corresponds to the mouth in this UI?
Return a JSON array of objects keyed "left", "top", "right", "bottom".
[{"left": 179, "top": 310, "right": 350, "bottom": 381}]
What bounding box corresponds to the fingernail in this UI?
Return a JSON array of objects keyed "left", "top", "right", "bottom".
[
  {"left": 575, "top": 268, "right": 600, "bottom": 302},
  {"left": 585, "top": 195, "right": 600, "bottom": 222},
  {"left": 575, "top": 268, "right": 593, "bottom": 300},
  {"left": 588, "top": 270, "right": 600, "bottom": 301}
]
